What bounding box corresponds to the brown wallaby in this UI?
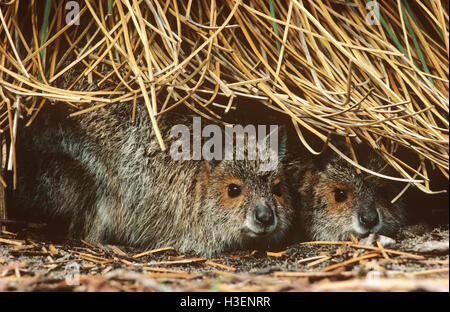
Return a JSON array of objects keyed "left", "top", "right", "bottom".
[
  {"left": 10, "top": 103, "right": 295, "bottom": 257},
  {"left": 286, "top": 144, "right": 407, "bottom": 241}
]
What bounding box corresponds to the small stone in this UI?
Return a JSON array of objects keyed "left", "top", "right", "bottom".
[
  {"left": 411, "top": 240, "right": 449, "bottom": 254},
  {"left": 359, "top": 233, "right": 396, "bottom": 248}
]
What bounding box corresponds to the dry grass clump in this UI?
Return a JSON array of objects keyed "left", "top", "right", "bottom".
[{"left": 0, "top": 0, "right": 448, "bottom": 195}]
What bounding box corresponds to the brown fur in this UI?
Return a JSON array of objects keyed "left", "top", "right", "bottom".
[
  {"left": 10, "top": 103, "right": 294, "bottom": 257},
  {"left": 287, "top": 145, "right": 407, "bottom": 241}
]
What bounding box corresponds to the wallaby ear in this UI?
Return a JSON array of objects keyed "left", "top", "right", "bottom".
[
  {"left": 312, "top": 140, "right": 336, "bottom": 170},
  {"left": 205, "top": 159, "right": 221, "bottom": 171},
  {"left": 314, "top": 139, "right": 349, "bottom": 170},
  {"left": 314, "top": 151, "right": 329, "bottom": 170},
  {"left": 201, "top": 123, "right": 226, "bottom": 171}
]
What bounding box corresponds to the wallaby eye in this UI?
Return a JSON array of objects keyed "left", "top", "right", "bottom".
[
  {"left": 334, "top": 188, "right": 348, "bottom": 203},
  {"left": 227, "top": 184, "right": 242, "bottom": 198},
  {"left": 272, "top": 182, "right": 282, "bottom": 197}
]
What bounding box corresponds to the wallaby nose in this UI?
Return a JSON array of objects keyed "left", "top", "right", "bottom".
[
  {"left": 358, "top": 209, "right": 379, "bottom": 229},
  {"left": 253, "top": 203, "right": 275, "bottom": 227}
]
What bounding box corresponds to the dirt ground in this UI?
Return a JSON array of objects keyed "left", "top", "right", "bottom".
[{"left": 0, "top": 223, "right": 448, "bottom": 292}]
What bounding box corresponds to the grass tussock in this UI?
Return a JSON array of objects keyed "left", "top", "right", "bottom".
[{"left": 0, "top": 0, "right": 448, "bottom": 194}]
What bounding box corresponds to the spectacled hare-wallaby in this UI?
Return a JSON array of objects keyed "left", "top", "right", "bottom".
[
  {"left": 287, "top": 145, "right": 407, "bottom": 241},
  {"left": 10, "top": 103, "right": 294, "bottom": 257}
]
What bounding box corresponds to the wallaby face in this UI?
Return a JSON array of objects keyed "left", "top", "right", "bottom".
[
  {"left": 289, "top": 147, "right": 407, "bottom": 241},
  {"left": 204, "top": 155, "right": 292, "bottom": 252}
]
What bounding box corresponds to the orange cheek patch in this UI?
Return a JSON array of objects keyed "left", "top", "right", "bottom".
[
  {"left": 215, "top": 176, "right": 248, "bottom": 210},
  {"left": 274, "top": 191, "right": 287, "bottom": 207},
  {"left": 322, "top": 182, "right": 354, "bottom": 213},
  {"left": 273, "top": 177, "right": 287, "bottom": 207}
]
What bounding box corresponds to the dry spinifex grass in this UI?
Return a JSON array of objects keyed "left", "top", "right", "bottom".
[{"left": 0, "top": 0, "right": 448, "bottom": 195}]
